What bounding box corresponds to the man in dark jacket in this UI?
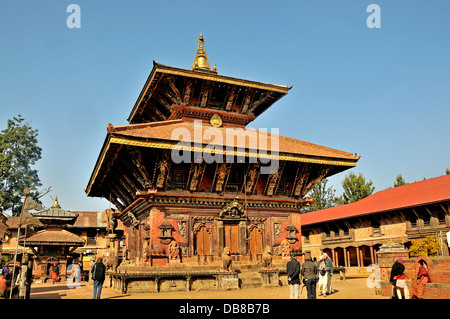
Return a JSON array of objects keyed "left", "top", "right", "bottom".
[
  {"left": 91, "top": 257, "right": 106, "bottom": 299},
  {"left": 286, "top": 254, "right": 301, "bottom": 299},
  {"left": 301, "top": 255, "right": 318, "bottom": 299}
]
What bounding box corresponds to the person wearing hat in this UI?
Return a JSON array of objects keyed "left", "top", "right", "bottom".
[
  {"left": 286, "top": 254, "right": 301, "bottom": 299},
  {"left": 301, "top": 254, "right": 318, "bottom": 299}
]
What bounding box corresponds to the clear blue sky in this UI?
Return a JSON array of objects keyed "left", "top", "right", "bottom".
[{"left": 1, "top": 1, "right": 449, "bottom": 213}]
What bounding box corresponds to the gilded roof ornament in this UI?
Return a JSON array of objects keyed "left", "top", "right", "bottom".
[
  {"left": 52, "top": 195, "right": 61, "bottom": 209},
  {"left": 192, "top": 33, "right": 218, "bottom": 74}
]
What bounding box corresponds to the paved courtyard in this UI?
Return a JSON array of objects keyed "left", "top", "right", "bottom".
[{"left": 28, "top": 276, "right": 389, "bottom": 299}]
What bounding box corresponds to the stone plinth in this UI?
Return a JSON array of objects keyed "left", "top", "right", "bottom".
[
  {"left": 218, "top": 272, "right": 239, "bottom": 290},
  {"left": 259, "top": 269, "right": 280, "bottom": 287}
]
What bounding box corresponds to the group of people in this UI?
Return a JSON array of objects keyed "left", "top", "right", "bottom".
[
  {"left": 0, "top": 256, "right": 106, "bottom": 299},
  {"left": 49, "top": 257, "right": 106, "bottom": 299},
  {"left": 286, "top": 252, "right": 334, "bottom": 299},
  {"left": 390, "top": 257, "right": 431, "bottom": 299}
]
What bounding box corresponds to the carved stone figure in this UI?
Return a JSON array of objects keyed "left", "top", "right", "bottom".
[
  {"left": 168, "top": 240, "right": 180, "bottom": 261},
  {"left": 280, "top": 239, "right": 291, "bottom": 257},
  {"left": 104, "top": 256, "right": 120, "bottom": 272},
  {"left": 262, "top": 246, "right": 273, "bottom": 270},
  {"left": 222, "top": 247, "right": 232, "bottom": 272}
]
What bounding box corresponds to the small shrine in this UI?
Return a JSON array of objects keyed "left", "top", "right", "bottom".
[{"left": 25, "top": 197, "right": 85, "bottom": 280}]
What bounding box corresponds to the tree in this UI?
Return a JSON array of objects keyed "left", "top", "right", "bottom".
[
  {"left": 446, "top": 168, "right": 450, "bottom": 175},
  {"left": 0, "top": 115, "right": 43, "bottom": 216},
  {"left": 409, "top": 236, "right": 440, "bottom": 257},
  {"left": 337, "top": 171, "right": 375, "bottom": 204},
  {"left": 305, "top": 178, "right": 338, "bottom": 212},
  {"left": 394, "top": 174, "right": 408, "bottom": 187}
]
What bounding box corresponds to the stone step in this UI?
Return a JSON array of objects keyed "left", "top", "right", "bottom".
[{"left": 238, "top": 272, "right": 263, "bottom": 289}]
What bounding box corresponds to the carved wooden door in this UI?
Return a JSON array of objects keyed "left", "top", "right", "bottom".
[
  {"left": 195, "top": 225, "right": 210, "bottom": 255},
  {"left": 249, "top": 227, "right": 263, "bottom": 255},
  {"left": 224, "top": 223, "right": 240, "bottom": 254}
]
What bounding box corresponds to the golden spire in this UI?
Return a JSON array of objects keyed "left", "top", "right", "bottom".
[
  {"left": 192, "top": 33, "right": 217, "bottom": 74},
  {"left": 52, "top": 195, "right": 61, "bottom": 209}
]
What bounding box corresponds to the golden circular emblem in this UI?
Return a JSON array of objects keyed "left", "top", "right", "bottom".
[{"left": 210, "top": 113, "right": 222, "bottom": 128}]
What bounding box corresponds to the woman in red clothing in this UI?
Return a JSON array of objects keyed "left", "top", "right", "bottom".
[
  {"left": 51, "top": 262, "right": 59, "bottom": 284},
  {"left": 411, "top": 260, "right": 431, "bottom": 299}
]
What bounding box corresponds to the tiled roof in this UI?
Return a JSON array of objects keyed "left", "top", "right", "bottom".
[
  {"left": 25, "top": 229, "right": 85, "bottom": 245},
  {"left": 111, "top": 120, "right": 358, "bottom": 162},
  {"left": 301, "top": 174, "right": 450, "bottom": 226}
]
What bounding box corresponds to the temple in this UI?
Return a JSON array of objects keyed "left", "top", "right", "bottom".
[{"left": 85, "top": 34, "right": 359, "bottom": 285}]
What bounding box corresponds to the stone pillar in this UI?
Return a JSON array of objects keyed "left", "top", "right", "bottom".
[
  {"left": 343, "top": 247, "right": 348, "bottom": 267},
  {"left": 376, "top": 242, "right": 409, "bottom": 296}
]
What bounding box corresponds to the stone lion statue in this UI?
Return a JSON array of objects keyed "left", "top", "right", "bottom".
[
  {"left": 222, "top": 247, "right": 232, "bottom": 272},
  {"left": 262, "top": 246, "right": 273, "bottom": 270},
  {"left": 104, "top": 256, "right": 120, "bottom": 272}
]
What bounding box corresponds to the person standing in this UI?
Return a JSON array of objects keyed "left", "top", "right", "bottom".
[
  {"left": 317, "top": 254, "right": 329, "bottom": 296},
  {"left": 51, "top": 262, "right": 59, "bottom": 284},
  {"left": 91, "top": 256, "right": 106, "bottom": 299},
  {"left": 286, "top": 254, "right": 301, "bottom": 299},
  {"left": 390, "top": 257, "right": 409, "bottom": 299},
  {"left": 324, "top": 253, "right": 334, "bottom": 295},
  {"left": 301, "top": 255, "right": 318, "bottom": 299}
]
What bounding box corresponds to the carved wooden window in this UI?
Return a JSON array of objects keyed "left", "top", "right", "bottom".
[
  {"left": 226, "top": 164, "right": 244, "bottom": 192},
  {"left": 170, "top": 164, "right": 189, "bottom": 189}
]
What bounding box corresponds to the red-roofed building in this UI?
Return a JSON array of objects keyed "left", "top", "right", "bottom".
[{"left": 301, "top": 174, "right": 450, "bottom": 268}]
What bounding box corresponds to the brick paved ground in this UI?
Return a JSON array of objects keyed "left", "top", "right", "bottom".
[{"left": 28, "top": 276, "right": 389, "bottom": 299}]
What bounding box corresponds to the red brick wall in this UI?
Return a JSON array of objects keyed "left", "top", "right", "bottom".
[{"left": 378, "top": 254, "right": 450, "bottom": 299}]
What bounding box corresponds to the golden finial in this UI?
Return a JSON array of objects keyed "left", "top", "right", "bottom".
[
  {"left": 52, "top": 195, "right": 61, "bottom": 208},
  {"left": 192, "top": 33, "right": 217, "bottom": 74}
]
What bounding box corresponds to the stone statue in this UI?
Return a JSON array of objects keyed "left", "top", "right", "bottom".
[
  {"left": 222, "top": 247, "right": 232, "bottom": 272},
  {"left": 104, "top": 256, "right": 120, "bottom": 272},
  {"left": 168, "top": 240, "right": 180, "bottom": 261},
  {"left": 262, "top": 246, "right": 273, "bottom": 270},
  {"left": 280, "top": 239, "right": 291, "bottom": 258}
]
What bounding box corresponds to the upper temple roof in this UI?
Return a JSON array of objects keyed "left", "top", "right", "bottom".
[
  {"left": 127, "top": 33, "right": 291, "bottom": 125},
  {"left": 127, "top": 61, "right": 290, "bottom": 125}
]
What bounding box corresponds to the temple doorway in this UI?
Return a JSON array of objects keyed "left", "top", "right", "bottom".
[
  {"left": 194, "top": 225, "right": 210, "bottom": 255},
  {"left": 224, "top": 223, "right": 240, "bottom": 255},
  {"left": 249, "top": 226, "right": 263, "bottom": 255}
]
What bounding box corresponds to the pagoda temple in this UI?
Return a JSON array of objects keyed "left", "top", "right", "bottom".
[
  {"left": 86, "top": 34, "right": 359, "bottom": 269},
  {"left": 25, "top": 197, "right": 85, "bottom": 279}
]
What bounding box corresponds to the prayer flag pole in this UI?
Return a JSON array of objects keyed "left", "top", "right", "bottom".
[{"left": 9, "top": 188, "right": 29, "bottom": 299}]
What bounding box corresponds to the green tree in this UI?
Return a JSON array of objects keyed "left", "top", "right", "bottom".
[
  {"left": 446, "top": 168, "right": 450, "bottom": 175},
  {"left": 305, "top": 178, "right": 338, "bottom": 212},
  {"left": 337, "top": 171, "right": 375, "bottom": 204},
  {"left": 0, "top": 115, "right": 42, "bottom": 216},
  {"left": 394, "top": 174, "right": 408, "bottom": 187}
]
